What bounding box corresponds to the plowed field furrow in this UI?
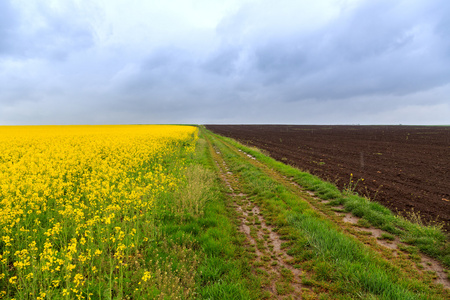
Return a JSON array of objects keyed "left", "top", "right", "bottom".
[{"left": 206, "top": 125, "right": 450, "bottom": 231}]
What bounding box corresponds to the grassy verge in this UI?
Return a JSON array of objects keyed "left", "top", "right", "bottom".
[
  {"left": 142, "top": 129, "right": 259, "bottom": 299},
  {"left": 207, "top": 128, "right": 450, "bottom": 269},
  {"left": 203, "top": 127, "right": 449, "bottom": 299}
]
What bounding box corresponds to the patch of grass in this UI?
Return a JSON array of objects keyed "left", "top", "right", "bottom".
[
  {"left": 331, "top": 207, "right": 346, "bottom": 213},
  {"left": 357, "top": 218, "right": 372, "bottom": 228},
  {"left": 280, "top": 267, "right": 294, "bottom": 282},
  {"left": 378, "top": 233, "right": 395, "bottom": 241},
  {"left": 358, "top": 230, "right": 373, "bottom": 236},
  {"left": 276, "top": 281, "right": 294, "bottom": 295},
  {"left": 289, "top": 213, "right": 433, "bottom": 298}
]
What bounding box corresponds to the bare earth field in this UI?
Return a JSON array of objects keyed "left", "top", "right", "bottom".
[{"left": 205, "top": 125, "right": 450, "bottom": 231}]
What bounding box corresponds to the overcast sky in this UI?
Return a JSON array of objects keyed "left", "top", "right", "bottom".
[{"left": 1, "top": 0, "right": 449, "bottom": 125}]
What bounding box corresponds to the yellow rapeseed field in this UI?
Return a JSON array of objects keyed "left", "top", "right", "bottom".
[{"left": 0, "top": 125, "right": 198, "bottom": 299}]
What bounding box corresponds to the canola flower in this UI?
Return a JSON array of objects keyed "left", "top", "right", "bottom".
[{"left": 0, "top": 125, "right": 197, "bottom": 299}]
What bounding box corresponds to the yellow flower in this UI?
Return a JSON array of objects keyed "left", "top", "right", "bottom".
[
  {"left": 9, "top": 276, "right": 18, "bottom": 284},
  {"left": 67, "top": 264, "right": 76, "bottom": 272},
  {"left": 73, "top": 273, "right": 84, "bottom": 287},
  {"left": 142, "top": 271, "right": 151, "bottom": 282}
]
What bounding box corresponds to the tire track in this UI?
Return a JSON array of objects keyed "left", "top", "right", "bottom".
[{"left": 207, "top": 140, "right": 305, "bottom": 299}]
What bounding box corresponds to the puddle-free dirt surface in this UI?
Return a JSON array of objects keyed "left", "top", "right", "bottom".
[{"left": 206, "top": 125, "right": 450, "bottom": 231}]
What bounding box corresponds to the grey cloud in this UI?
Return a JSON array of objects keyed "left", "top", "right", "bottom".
[
  {"left": 121, "top": 47, "right": 196, "bottom": 95},
  {"left": 327, "top": 1, "right": 415, "bottom": 62},
  {"left": 214, "top": 0, "right": 450, "bottom": 101},
  {"left": 108, "top": 0, "right": 450, "bottom": 121},
  {"left": 1, "top": 0, "right": 450, "bottom": 126},
  {"left": 1, "top": 1, "right": 94, "bottom": 60},
  {"left": 0, "top": 1, "right": 19, "bottom": 54},
  {"left": 203, "top": 46, "right": 241, "bottom": 76},
  {"left": 30, "top": 6, "right": 94, "bottom": 60}
]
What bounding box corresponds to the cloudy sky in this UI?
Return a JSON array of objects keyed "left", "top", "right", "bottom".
[{"left": 1, "top": 0, "right": 449, "bottom": 125}]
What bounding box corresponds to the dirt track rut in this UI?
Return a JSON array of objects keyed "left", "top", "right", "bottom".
[{"left": 210, "top": 143, "right": 305, "bottom": 299}]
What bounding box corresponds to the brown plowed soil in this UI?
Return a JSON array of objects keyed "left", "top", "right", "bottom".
[{"left": 205, "top": 125, "right": 450, "bottom": 231}]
